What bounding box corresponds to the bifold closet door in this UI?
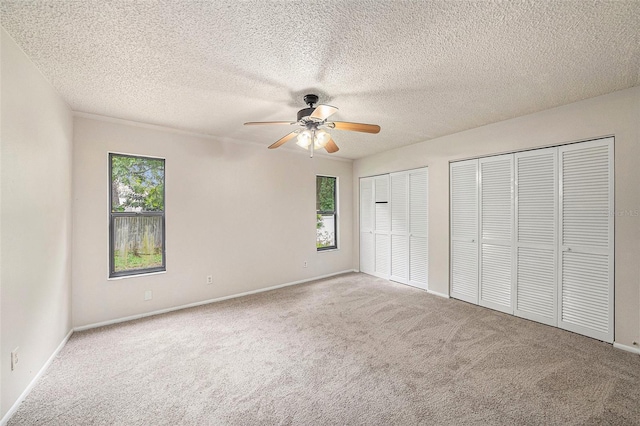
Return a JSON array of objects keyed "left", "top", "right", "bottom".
[
  {"left": 558, "top": 138, "right": 614, "bottom": 343},
  {"left": 374, "top": 175, "right": 391, "bottom": 278},
  {"left": 359, "top": 177, "right": 374, "bottom": 275},
  {"left": 479, "top": 155, "right": 514, "bottom": 314},
  {"left": 450, "top": 159, "right": 479, "bottom": 304},
  {"left": 514, "top": 148, "right": 558, "bottom": 326},
  {"left": 390, "top": 172, "right": 409, "bottom": 284},
  {"left": 408, "top": 168, "right": 428, "bottom": 289}
]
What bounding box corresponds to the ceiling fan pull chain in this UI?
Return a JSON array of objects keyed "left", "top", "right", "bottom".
[{"left": 310, "top": 131, "right": 315, "bottom": 158}]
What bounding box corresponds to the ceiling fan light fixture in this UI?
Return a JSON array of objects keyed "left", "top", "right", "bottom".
[
  {"left": 313, "top": 130, "right": 331, "bottom": 149},
  {"left": 296, "top": 130, "right": 313, "bottom": 148}
]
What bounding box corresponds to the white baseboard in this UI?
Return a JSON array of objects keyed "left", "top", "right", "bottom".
[
  {"left": 427, "top": 289, "right": 450, "bottom": 299},
  {"left": 74, "top": 270, "right": 357, "bottom": 332},
  {"left": 613, "top": 342, "right": 640, "bottom": 355},
  {"left": 1, "top": 329, "right": 74, "bottom": 426}
]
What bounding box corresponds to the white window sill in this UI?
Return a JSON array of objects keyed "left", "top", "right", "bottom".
[{"left": 108, "top": 270, "right": 166, "bottom": 281}]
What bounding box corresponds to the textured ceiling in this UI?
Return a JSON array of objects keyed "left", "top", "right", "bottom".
[{"left": 1, "top": 1, "right": 639, "bottom": 159}]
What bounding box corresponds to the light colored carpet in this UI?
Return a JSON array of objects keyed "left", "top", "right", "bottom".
[{"left": 8, "top": 273, "right": 640, "bottom": 425}]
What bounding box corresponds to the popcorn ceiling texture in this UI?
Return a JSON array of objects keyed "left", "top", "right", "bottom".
[{"left": 1, "top": 1, "right": 639, "bottom": 159}]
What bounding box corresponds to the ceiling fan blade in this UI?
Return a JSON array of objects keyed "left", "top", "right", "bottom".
[
  {"left": 325, "top": 138, "right": 339, "bottom": 153},
  {"left": 244, "top": 121, "right": 294, "bottom": 126},
  {"left": 268, "top": 131, "right": 298, "bottom": 149},
  {"left": 330, "top": 121, "right": 381, "bottom": 134},
  {"left": 310, "top": 104, "right": 338, "bottom": 120}
]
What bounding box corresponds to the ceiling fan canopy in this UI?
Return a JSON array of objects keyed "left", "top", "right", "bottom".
[{"left": 244, "top": 94, "right": 380, "bottom": 157}]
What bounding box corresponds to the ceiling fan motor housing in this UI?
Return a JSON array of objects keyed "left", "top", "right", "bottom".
[
  {"left": 298, "top": 94, "right": 320, "bottom": 121},
  {"left": 297, "top": 107, "right": 316, "bottom": 122}
]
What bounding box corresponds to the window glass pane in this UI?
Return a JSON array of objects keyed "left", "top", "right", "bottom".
[
  {"left": 316, "top": 175, "right": 337, "bottom": 249},
  {"left": 113, "top": 216, "right": 163, "bottom": 272},
  {"left": 316, "top": 176, "right": 336, "bottom": 211},
  {"left": 317, "top": 214, "right": 336, "bottom": 248},
  {"left": 111, "top": 156, "right": 164, "bottom": 212}
]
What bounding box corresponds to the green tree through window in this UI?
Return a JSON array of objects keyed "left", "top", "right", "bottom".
[
  {"left": 110, "top": 154, "right": 165, "bottom": 277},
  {"left": 316, "top": 176, "right": 337, "bottom": 250}
]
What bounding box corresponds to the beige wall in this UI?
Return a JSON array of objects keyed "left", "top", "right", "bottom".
[
  {"left": 72, "top": 117, "right": 353, "bottom": 327},
  {"left": 354, "top": 87, "right": 640, "bottom": 348},
  {"left": 0, "top": 29, "right": 74, "bottom": 418}
]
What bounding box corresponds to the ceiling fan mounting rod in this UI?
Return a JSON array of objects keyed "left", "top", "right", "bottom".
[{"left": 303, "top": 94, "right": 319, "bottom": 108}]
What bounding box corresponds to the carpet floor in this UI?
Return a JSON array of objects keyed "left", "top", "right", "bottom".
[{"left": 8, "top": 273, "right": 640, "bottom": 425}]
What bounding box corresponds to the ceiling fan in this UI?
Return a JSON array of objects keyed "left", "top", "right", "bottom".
[{"left": 244, "top": 94, "right": 381, "bottom": 157}]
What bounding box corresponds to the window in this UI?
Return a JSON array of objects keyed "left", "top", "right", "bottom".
[
  {"left": 109, "top": 153, "right": 165, "bottom": 277},
  {"left": 316, "top": 175, "right": 337, "bottom": 250}
]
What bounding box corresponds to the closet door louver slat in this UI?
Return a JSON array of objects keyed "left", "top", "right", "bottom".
[
  {"left": 375, "top": 234, "right": 390, "bottom": 276},
  {"left": 391, "top": 235, "right": 409, "bottom": 282}
]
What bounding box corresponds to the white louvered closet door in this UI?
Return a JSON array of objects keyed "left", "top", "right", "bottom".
[
  {"left": 558, "top": 138, "right": 614, "bottom": 343},
  {"left": 409, "top": 168, "right": 429, "bottom": 290},
  {"left": 479, "top": 155, "right": 514, "bottom": 314},
  {"left": 390, "top": 171, "right": 409, "bottom": 284},
  {"left": 514, "top": 148, "right": 557, "bottom": 326},
  {"left": 450, "top": 159, "right": 479, "bottom": 304},
  {"left": 359, "top": 177, "right": 375, "bottom": 275},
  {"left": 374, "top": 175, "right": 391, "bottom": 278}
]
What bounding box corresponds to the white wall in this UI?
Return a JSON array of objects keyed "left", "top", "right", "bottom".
[
  {"left": 0, "top": 29, "right": 74, "bottom": 418},
  {"left": 72, "top": 116, "right": 353, "bottom": 327},
  {"left": 354, "top": 87, "right": 640, "bottom": 348}
]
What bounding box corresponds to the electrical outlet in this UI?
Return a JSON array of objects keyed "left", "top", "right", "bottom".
[
  {"left": 144, "top": 290, "right": 152, "bottom": 301},
  {"left": 303, "top": 261, "right": 308, "bottom": 268},
  {"left": 206, "top": 275, "right": 213, "bottom": 285},
  {"left": 11, "top": 347, "right": 19, "bottom": 371}
]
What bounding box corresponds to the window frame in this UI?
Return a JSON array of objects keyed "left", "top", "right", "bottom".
[
  {"left": 316, "top": 175, "right": 338, "bottom": 251},
  {"left": 109, "top": 153, "right": 166, "bottom": 278}
]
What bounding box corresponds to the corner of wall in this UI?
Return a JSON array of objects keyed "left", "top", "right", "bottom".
[{"left": 1, "top": 26, "right": 74, "bottom": 421}]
